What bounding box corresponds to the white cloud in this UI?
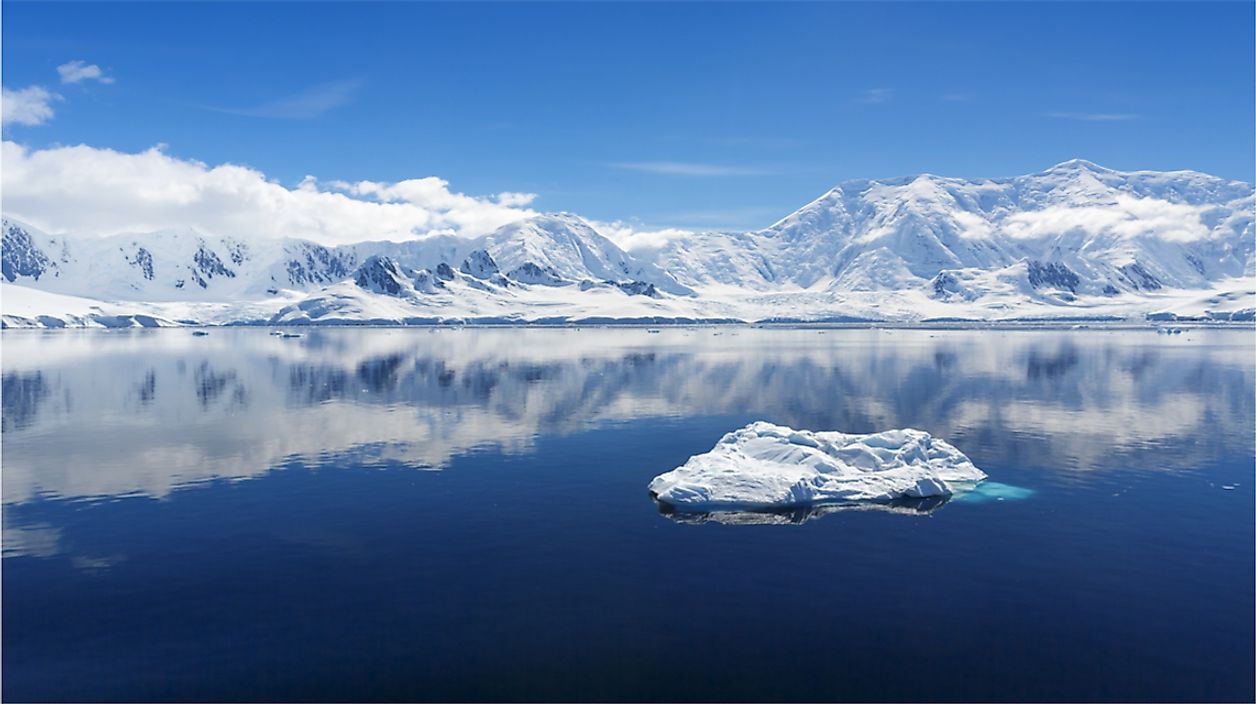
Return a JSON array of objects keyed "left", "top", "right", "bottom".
[
  {"left": 496, "top": 191, "right": 537, "bottom": 207},
  {"left": 854, "top": 88, "right": 892, "bottom": 105},
  {"left": 209, "top": 79, "right": 361, "bottom": 119},
  {"left": 951, "top": 210, "right": 994, "bottom": 240},
  {"left": 57, "top": 60, "right": 114, "bottom": 85},
  {"left": 611, "top": 161, "right": 769, "bottom": 177},
  {"left": 2, "top": 86, "right": 61, "bottom": 126},
  {"left": 4, "top": 60, "right": 114, "bottom": 128},
  {"left": 328, "top": 176, "right": 540, "bottom": 238},
  {"left": 1002, "top": 195, "right": 1211, "bottom": 243},
  {"left": 590, "top": 218, "right": 694, "bottom": 252},
  {"left": 0, "top": 141, "right": 538, "bottom": 246}
]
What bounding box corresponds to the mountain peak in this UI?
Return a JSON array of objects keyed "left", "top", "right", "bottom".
[
  {"left": 495, "top": 212, "right": 593, "bottom": 236},
  {"left": 528, "top": 211, "right": 587, "bottom": 226},
  {"left": 1045, "top": 158, "right": 1114, "bottom": 174}
]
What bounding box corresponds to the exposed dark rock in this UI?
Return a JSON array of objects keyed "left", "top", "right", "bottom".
[
  {"left": 354, "top": 256, "right": 408, "bottom": 296},
  {"left": 2, "top": 223, "right": 54, "bottom": 282},
  {"left": 127, "top": 247, "right": 154, "bottom": 280},
  {"left": 226, "top": 240, "right": 248, "bottom": 266},
  {"left": 612, "top": 280, "right": 659, "bottom": 298},
  {"left": 507, "top": 262, "right": 567, "bottom": 286},
  {"left": 193, "top": 244, "right": 236, "bottom": 283},
  {"left": 460, "top": 249, "right": 499, "bottom": 279},
  {"left": 286, "top": 243, "right": 355, "bottom": 287},
  {"left": 1185, "top": 254, "right": 1205, "bottom": 276},
  {"left": 412, "top": 268, "right": 446, "bottom": 293},
  {"left": 1026, "top": 260, "right": 1080, "bottom": 293},
  {"left": 1119, "top": 262, "right": 1162, "bottom": 291}
]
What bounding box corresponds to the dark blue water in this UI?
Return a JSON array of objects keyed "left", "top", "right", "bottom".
[{"left": 3, "top": 328, "right": 1253, "bottom": 702}]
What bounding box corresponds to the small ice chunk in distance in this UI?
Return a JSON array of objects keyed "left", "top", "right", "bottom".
[{"left": 649, "top": 421, "right": 987, "bottom": 511}]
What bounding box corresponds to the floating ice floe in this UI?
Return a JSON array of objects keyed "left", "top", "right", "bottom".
[{"left": 649, "top": 421, "right": 988, "bottom": 514}]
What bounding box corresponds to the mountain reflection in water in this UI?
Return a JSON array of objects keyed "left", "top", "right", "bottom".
[{"left": 1, "top": 327, "right": 1251, "bottom": 507}]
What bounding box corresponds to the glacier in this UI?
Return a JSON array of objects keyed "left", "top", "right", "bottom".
[
  {"left": 648, "top": 421, "right": 988, "bottom": 512},
  {"left": 2, "top": 160, "right": 1253, "bottom": 327}
]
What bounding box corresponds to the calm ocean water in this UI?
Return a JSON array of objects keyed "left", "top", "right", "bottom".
[{"left": 3, "top": 327, "right": 1253, "bottom": 702}]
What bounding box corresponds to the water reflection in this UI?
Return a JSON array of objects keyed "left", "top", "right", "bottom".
[
  {"left": 1, "top": 371, "right": 46, "bottom": 432},
  {"left": 1, "top": 328, "right": 1252, "bottom": 514},
  {"left": 654, "top": 494, "right": 953, "bottom": 525}
]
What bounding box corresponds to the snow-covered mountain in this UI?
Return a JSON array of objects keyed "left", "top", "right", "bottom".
[
  {"left": 3, "top": 161, "right": 1253, "bottom": 327},
  {"left": 1, "top": 212, "right": 688, "bottom": 299},
  {"left": 1, "top": 219, "right": 358, "bottom": 301},
  {"left": 480, "top": 214, "right": 692, "bottom": 295},
  {"left": 643, "top": 159, "right": 1253, "bottom": 299}
]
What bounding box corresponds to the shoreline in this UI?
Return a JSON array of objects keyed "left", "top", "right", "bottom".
[{"left": 4, "top": 318, "right": 1253, "bottom": 331}]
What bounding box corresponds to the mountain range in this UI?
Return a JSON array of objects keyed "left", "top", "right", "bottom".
[{"left": 3, "top": 160, "right": 1253, "bottom": 327}]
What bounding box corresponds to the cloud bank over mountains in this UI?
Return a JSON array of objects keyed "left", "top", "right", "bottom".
[{"left": 0, "top": 140, "right": 548, "bottom": 246}]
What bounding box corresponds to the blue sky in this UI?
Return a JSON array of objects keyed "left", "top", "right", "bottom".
[{"left": 3, "top": 1, "right": 1253, "bottom": 233}]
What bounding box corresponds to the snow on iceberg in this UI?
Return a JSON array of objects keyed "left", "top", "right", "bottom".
[{"left": 649, "top": 421, "right": 987, "bottom": 512}]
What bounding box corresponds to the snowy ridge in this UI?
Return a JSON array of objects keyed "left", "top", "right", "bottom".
[
  {"left": 642, "top": 159, "right": 1253, "bottom": 296},
  {"left": 482, "top": 214, "right": 693, "bottom": 295},
  {"left": 2, "top": 161, "right": 1253, "bottom": 327},
  {"left": 1, "top": 218, "right": 357, "bottom": 301}
]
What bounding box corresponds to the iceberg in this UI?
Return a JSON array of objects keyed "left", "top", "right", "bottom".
[{"left": 649, "top": 421, "right": 987, "bottom": 512}]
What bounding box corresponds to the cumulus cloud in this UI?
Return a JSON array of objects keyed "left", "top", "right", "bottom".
[
  {"left": 591, "top": 218, "right": 694, "bottom": 252},
  {"left": 57, "top": 60, "right": 114, "bottom": 85},
  {"left": 0, "top": 141, "right": 538, "bottom": 245},
  {"left": 2, "top": 86, "right": 61, "bottom": 126},
  {"left": 1002, "top": 195, "right": 1211, "bottom": 243}
]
